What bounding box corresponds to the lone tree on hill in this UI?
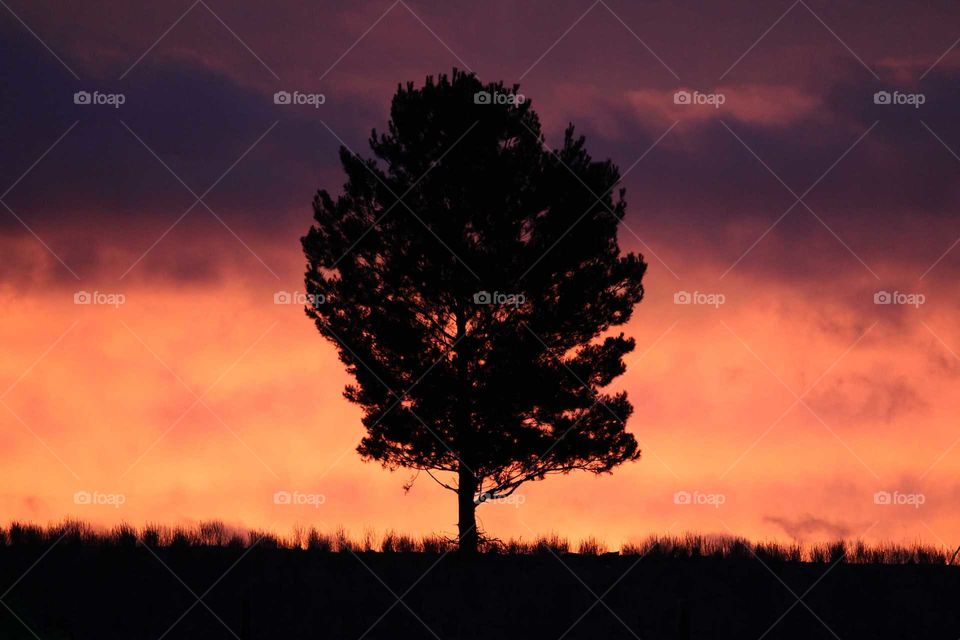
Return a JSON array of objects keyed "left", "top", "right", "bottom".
[{"left": 302, "top": 69, "right": 646, "bottom": 554}]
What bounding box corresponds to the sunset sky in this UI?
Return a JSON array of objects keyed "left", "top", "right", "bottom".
[{"left": 3, "top": 0, "right": 960, "bottom": 550}]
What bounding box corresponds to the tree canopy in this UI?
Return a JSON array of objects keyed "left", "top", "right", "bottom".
[{"left": 302, "top": 69, "right": 646, "bottom": 552}]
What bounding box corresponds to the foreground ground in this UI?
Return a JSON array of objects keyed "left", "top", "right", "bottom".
[{"left": 1, "top": 540, "right": 957, "bottom": 639}]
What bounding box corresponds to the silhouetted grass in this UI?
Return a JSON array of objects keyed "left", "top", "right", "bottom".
[
  {"left": 2, "top": 521, "right": 958, "bottom": 638},
  {"left": 621, "top": 533, "right": 951, "bottom": 564},
  {"left": 0, "top": 520, "right": 951, "bottom": 564}
]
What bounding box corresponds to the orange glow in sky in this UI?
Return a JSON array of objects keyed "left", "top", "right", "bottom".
[{"left": 2, "top": 229, "right": 956, "bottom": 550}]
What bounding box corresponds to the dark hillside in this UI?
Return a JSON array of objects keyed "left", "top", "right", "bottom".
[{"left": 1, "top": 527, "right": 956, "bottom": 640}]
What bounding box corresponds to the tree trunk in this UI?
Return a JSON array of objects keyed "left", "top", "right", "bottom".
[
  {"left": 457, "top": 464, "right": 478, "bottom": 555},
  {"left": 453, "top": 306, "right": 478, "bottom": 556}
]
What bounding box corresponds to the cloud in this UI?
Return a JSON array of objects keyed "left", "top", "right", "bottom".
[
  {"left": 877, "top": 51, "right": 960, "bottom": 83},
  {"left": 625, "top": 84, "right": 822, "bottom": 129},
  {"left": 764, "top": 514, "right": 853, "bottom": 540},
  {"left": 805, "top": 372, "right": 928, "bottom": 426}
]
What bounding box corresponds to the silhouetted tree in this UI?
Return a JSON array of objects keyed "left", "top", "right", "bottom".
[{"left": 302, "top": 70, "right": 646, "bottom": 554}]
